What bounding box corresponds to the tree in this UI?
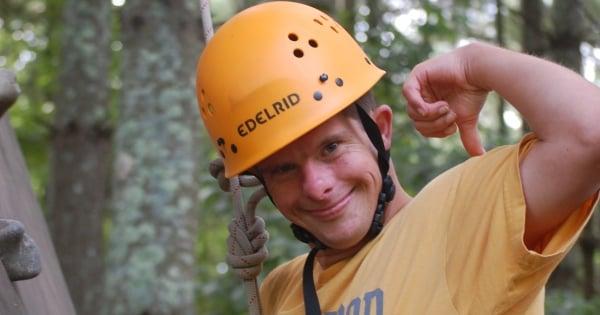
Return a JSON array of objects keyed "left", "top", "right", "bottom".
[
  {"left": 520, "top": 0, "right": 546, "bottom": 56},
  {"left": 104, "top": 0, "right": 202, "bottom": 314},
  {"left": 46, "top": 0, "right": 111, "bottom": 314},
  {"left": 549, "top": 0, "right": 597, "bottom": 300},
  {"left": 519, "top": 0, "right": 544, "bottom": 134}
]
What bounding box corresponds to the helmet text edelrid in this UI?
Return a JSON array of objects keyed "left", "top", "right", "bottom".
[{"left": 237, "top": 93, "right": 300, "bottom": 137}]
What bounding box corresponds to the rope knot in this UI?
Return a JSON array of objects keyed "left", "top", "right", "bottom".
[
  {"left": 210, "top": 158, "right": 262, "bottom": 192},
  {"left": 209, "top": 157, "right": 269, "bottom": 313},
  {"left": 226, "top": 216, "right": 269, "bottom": 280}
]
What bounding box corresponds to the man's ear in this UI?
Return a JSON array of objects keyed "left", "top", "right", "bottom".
[{"left": 372, "top": 105, "right": 393, "bottom": 150}]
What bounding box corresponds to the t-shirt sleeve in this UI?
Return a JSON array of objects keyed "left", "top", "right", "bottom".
[
  {"left": 513, "top": 134, "right": 598, "bottom": 256},
  {"left": 443, "top": 134, "right": 598, "bottom": 313}
]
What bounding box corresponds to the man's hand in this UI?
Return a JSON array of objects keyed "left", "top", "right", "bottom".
[
  {"left": 402, "top": 46, "right": 488, "bottom": 156},
  {"left": 404, "top": 42, "right": 600, "bottom": 247}
]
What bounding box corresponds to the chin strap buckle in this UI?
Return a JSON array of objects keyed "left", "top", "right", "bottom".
[
  {"left": 367, "top": 175, "right": 395, "bottom": 238},
  {"left": 291, "top": 224, "right": 327, "bottom": 250}
]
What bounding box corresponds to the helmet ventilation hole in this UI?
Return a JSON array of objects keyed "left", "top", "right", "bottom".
[
  {"left": 288, "top": 33, "right": 298, "bottom": 41},
  {"left": 231, "top": 144, "right": 238, "bottom": 153},
  {"left": 313, "top": 19, "right": 323, "bottom": 25},
  {"left": 308, "top": 39, "right": 318, "bottom": 48},
  {"left": 293, "top": 49, "right": 304, "bottom": 58},
  {"left": 330, "top": 26, "right": 338, "bottom": 33},
  {"left": 319, "top": 73, "right": 328, "bottom": 82},
  {"left": 207, "top": 103, "right": 215, "bottom": 115},
  {"left": 364, "top": 57, "right": 372, "bottom": 65},
  {"left": 320, "top": 15, "right": 329, "bottom": 21},
  {"left": 335, "top": 78, "right": 344, "bottom": 86}
]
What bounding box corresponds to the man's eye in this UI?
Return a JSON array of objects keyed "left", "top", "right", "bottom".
[{"left": 323, "top": 142, "right": 338, "bottom": 155}]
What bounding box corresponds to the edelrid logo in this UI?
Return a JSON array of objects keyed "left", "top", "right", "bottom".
[{"left": 237, "top": 93, "right": 300, "bottom": 137}]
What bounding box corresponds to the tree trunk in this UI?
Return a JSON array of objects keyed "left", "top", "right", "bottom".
[
  {"left": 549, "top": 0, "right": 584, "bottom": 71},
  {"left": 335, "top": 0, "right": 356, "bottom": 31},
  {"left": 47, "top": 1, "right": 111, "bottom": 314},
  {"left": 367, "top": 0, "right": 382, "bottom": 38},
  {"left": 104, "top": 1, "right": 202, "bottom": 314},
  {"left": 545, "top": 0, "right": 596, "bottom": 297},
  {"left": 521, "top": 0, "right": 546, "bottom": 56},
  {"left": 519, "top": 0, "right": 546, "bottom": 134}
]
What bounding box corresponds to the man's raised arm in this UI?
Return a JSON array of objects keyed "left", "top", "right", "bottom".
[{"left": 403, "top": 42, "right": 600, "bottom": 247}]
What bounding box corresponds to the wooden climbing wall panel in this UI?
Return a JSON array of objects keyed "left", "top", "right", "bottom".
[{"left": 0, "top": 115, "right": 76, "bottom": 315}]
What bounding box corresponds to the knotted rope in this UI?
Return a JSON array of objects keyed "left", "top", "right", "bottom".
[
  {"left": 200, "top": 3, "right": 268, "bottom": 313},
  {"left": 209, "top": 159, "right": 268, "bottom": 315}
]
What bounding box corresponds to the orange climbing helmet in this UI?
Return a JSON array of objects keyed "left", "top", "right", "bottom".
[{"left": 196, "top": 1, "right": 385, "bottom": 178}]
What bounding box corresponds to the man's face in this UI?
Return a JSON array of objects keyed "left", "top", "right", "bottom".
[{"left": 256, "top": 109, "right": 382, "bottom": 250}]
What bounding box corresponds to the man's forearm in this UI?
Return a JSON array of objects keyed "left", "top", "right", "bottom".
[{"left": 463, "top": 42, "right": 600, "bottom": 147}]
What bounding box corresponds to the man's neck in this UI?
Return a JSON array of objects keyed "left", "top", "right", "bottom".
[{"left": 316, "top": 238, "right": 370, "bottom": 268}]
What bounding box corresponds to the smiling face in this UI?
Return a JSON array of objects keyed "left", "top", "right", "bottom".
[{"left": 256, "top": 105, "right": 392, "bottom": 250}]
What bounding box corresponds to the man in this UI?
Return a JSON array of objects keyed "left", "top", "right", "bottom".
[{"left": 196, "top": 2, "right": 600, "bottom": 314}]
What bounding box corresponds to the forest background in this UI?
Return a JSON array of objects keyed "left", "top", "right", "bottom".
[{"left": 1, "top": 0, "right": 600, "bottom": 314}]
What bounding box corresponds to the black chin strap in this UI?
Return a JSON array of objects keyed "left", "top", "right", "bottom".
[
  {"left": 302, "top": 247, "right": 322, "bottom": 315},
  {"left": 355, "top": 105, "right": 390, "bottom": 178},
  {"left": 355, "top": 104, "right": 395, "bottom": 238},
  {"left": 296, "top": 103, "right": 395, "bottom": 315}
]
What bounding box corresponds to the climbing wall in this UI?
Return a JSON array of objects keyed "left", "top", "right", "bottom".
[{"left": 0, "top": 69, "right": 76, "bottom": 315}]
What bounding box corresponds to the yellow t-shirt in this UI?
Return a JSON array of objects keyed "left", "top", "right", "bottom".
[{"left": 260, "top": 135, "right": 598, "bottom": 314}]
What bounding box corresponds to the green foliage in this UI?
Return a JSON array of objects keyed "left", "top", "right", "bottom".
[
  {"left": 0, "top": 0, "right": 63, "bottom": 200},
  {"left": 546, "top": 290, "right": 600, "bottom": 315}
]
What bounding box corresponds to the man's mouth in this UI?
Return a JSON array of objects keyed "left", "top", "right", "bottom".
[{"left": 307, "top": 189, "right": 353, "bottom": 221}]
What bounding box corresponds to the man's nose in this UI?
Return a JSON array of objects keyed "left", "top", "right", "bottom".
[{"left": 301, "top": 161, "right": 333, "bottom": 201}]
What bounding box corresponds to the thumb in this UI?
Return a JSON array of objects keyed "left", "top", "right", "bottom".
[{"left": 457, "top": 119, "right": 485, "bottom": 156}]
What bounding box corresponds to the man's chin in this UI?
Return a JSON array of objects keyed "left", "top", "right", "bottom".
[{"left": 319, "top": 231, "right": 369, "bottom": 251}]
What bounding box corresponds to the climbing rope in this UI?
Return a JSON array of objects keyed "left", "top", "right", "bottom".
[
  {"left": 199, "top": 0, "right": 213, "bottom": 42},
  {"left": 209, "top": 159, "right": 268, "bottom": 315},
  {"left": 200, "top": 3, "right": 268, "bottom": 314}
]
